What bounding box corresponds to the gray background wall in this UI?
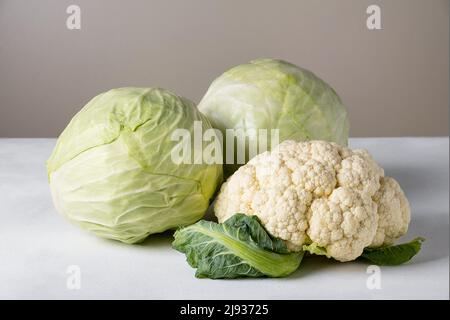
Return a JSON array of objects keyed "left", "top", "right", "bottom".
[{"left": 0, "top": 0, "right": 448, "bottom": 138}]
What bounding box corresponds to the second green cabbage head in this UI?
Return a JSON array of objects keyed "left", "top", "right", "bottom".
[{"left": 198, "top": 58, "right": 350, "bottom": 176}]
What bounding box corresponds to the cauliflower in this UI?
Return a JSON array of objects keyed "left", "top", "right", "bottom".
[{"left": 214, "top": 140, "right": 411, "bottom": 262}]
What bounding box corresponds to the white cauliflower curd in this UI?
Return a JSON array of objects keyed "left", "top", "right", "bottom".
[{"left": 214, "top": 140, "right": 411, "bottom": 262}]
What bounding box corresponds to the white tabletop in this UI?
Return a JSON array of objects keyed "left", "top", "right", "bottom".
[{"left": 0, "top": 137, "right": 448, "bottom": 300}]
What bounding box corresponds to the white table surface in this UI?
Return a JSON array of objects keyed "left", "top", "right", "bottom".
[{"left": 0, "top": 137, "right": 448, "bottom": 300}]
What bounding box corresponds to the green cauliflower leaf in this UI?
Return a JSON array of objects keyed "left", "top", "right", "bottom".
[{"left": 172, "top": 214, "right": 303, "bottom": 279}]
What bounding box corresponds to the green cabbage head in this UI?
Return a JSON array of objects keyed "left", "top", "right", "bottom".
[
  {"left": 198, "top": 58, "right": 349, "bottom": 176},
  {"left": 47, "top": 87, "right": 223, "bottom": 244}
]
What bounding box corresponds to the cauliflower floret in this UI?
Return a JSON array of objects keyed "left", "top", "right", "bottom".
[
  {"left": 370, "top": 177, "right": 411, "bottom": 247},
  {"left": 291, "top": 159, "right": 337, "bottom": 197},
  {"left": 215, "top": 147, "right": 313, "bottom": 250},
  {"left": 337, "top": 150, "right": 384, "bottom": 197},
  {"left": 307, "top": 187, "right": 377, "bottom": 261},
  {"left": 276, "top": 140, "right": 342, "bottom": 171},
  {"left": 214, "top": 140, "right": 411, "bottom": 262}
]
